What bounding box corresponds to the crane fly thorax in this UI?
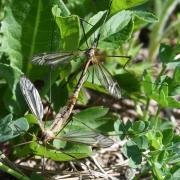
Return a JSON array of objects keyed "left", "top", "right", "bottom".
[{"left": 41, "top": 129, "right": 55, "bottom": 143}]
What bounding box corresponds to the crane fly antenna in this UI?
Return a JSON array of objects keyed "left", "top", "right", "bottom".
[{"left": 80, "top": 18, "right": 89, "bottom": 48}]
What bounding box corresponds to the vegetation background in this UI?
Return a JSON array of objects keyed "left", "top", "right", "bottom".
[{"left": 0, "top": 0, "right": 180, "bottom": 179}]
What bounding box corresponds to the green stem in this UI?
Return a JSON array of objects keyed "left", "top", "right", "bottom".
[
  {"left": 155, "top": 64, "right": 166, "bottom": 85},
  {"left": 149, "top": 0, "right": 180, "bottom": 61},
  {"left": 0, "top": 162, "right": 29, "bottom": 180},
  {"left": 144, "top": 98, "right": 150, "bottom": 121},
  {"left": 154, "top": 106, "right": 161, "bottom": 129}
]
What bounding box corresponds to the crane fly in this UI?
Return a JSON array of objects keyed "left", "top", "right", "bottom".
[
  {"left": 31, "top": 2, "right": 131, "bottom": 99},
  {"left": 19, "top": 76, "right": 113, "bottom": 148}
]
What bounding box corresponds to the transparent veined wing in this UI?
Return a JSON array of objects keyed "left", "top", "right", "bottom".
[
  {"left": 61, "top": 131, "right": 114, "bottom": 148},
  {"left": 32, "top": 52, "right": 74, "bottom": 66},
  {"left": 93, "top": 63, "right": 121, "bottom": 99},
  {"left": 19, "top": 76, "right": 44, "bottom": 131}
]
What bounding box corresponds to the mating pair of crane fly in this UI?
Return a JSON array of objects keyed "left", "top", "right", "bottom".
[
  {"left": 19, "top": 42, "right": 122, "bottom": 150},
  {"left": 19, "top": 4, "right": 131, "bottom": 155}
]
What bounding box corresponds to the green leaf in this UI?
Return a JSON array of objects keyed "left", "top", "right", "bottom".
[
  {"left": 100, "top": 10, "right": 132, "bottom": 46},
  {"left": 114, "top": 119, "right": 132, "bottom": 140},
  {"left": 1, "top": 0, "right": 60, "bottom": 72},
  {"left": 58, "top": 0, "right": 71, "bottom": 16},
  {"left": 71, "top": 106, "right": 115, "bottom": 132},
  {"left": 171, "top": 168, "right": 180, "bottom": 179},
  {"left": 116, "top": 72, "right": 140, "bottom": 93},
  {"left": 159, "top": 44, "right": 174, "bottom": 64},
  {"left": 131, "top": 121, "right": 145, "bottom": 133},
  {"left": 142, "top": 71, "right": 153, "bottom": 95},
  {"left": 0, "top": 114, "right": 12, "bottom": 142},
  {"left": 133, "top": 11, "right": 158, "bottom": 23},
  {"left": 159, "top": 44, "right": 180, "bottom": 64},
  {"left": 50, "top": 81, "right": 69, "bottom": 112},
  {"left": 162, "top": 128, "right": 174, "bottom": 146},
  {"left": 110, "top": 0, "right": 148, "bottom": 14},
  {"left": 100, "top": 18, "right": 134, "bottom": 48},
  {"left": 0, "top": 63, "right": 23, "bottom": 114},
  {"left": 157, "top": 150, "right": 168, "bottom": 164},
  {"left": 122, "top": 140, "right": 142, "bottom": 168},
  {"left": 170, "top": 67, "right": 180, "bottom": 95},
  {"left": 55, "top": 15, "right": 80, "bottom": 51},
  {"left": 0, "top": 114, "right": 29, "bottom": 142},
  {"left": 16, "top": 140, "right": 92, "bottom": 161},
  {"left": 31, "top": 173, "right": 45, "bottom": 180},
  {"left": 167, "top": 96, "right": 180, "bottom": 108},
  {"left": 151, "top": 91, "right": 180, "bottom": 108},
  {"left": 73, "top": 106, "right": 109, "bottom": 124},
  {"left": 146, "top": 131, "right": 163, "bottom": 150},
  {"left": 133, "top": 135, "right": 148, "bottom": 149},
  {"left": 159, "top": 87, "right": 168, "bottom": 106}
]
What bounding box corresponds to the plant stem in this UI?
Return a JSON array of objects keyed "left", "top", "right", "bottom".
[
  {"left": 155, "top": 64, "right": 166, "bottom": 85},
  {"left": 154, "top": 106, "right": 161, "bottom": 129},
  {"left": 148, "top": 0, "right": 180, "bottom": 61},
  {"left": 0, "top": 162, "right": 29, "bottom": 180},
  {"left": 144, "top": 98, "right": 150, "bottom": 121}
]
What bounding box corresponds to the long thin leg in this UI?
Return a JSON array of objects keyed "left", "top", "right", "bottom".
[{"left": 95, "top": 0, "right": 113, "bottom": 47}]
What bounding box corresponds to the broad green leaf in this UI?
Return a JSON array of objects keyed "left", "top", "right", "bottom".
[
  {"left": 151, "top": 92, "right": 180, "bottom": 108},
  {"left": 171, "top": 168, "right": 180, "bottom": 179},
  {"left": 110, "top": 0, "right": 148, "bottom": 14},
  {"left": 16, "top": 140, "right": 92, "bottom": 161},
  {"left": 133, "top": 135, "right": 148, "bottom": 149},
  {"left": 159, "top": 44, "right": 174, "bottom": 64},
  {"left": 55, "top": 15, "right": 80, "bottom": 51},
  {"left": 167, "top": 96, "right": 180, "bottom": 108},
  {"left": 146, "top": 131, "right": 163, "bottom": 150},
  {"left": 58, "top": 0, "right": 71, "bottom": 16},
  {"left": 0, "top": 114, "right": 13, "bottom": 142},
  {"left": 131, "top": 121, "right": 145, "bottom": 133},
  {"left": 0, "top": 63, "right": 23, "bottom": 114},
  {"left": 73, "top": 106, "right": 109, "bottom": 123},
  {"left": 170, "top": 66, "right": 180, "bottom": 95},
  {"left": 83, "top": 11, "right": 105, "bottom": 46},
  {"left": 159, "top": 44, "right": 180, "bottom": 64},
  {"left": 100, "top": 18, "right": 134, "bottom": 48},
  {"left": 142, "top": 71, "right": 153, "bottom": 95},
  {"left": 50, "top": 80, "right": 69, "bottom": 112},
  {"left": 99, "top": 10, "right": 132, "bottom": 47},
  {"left": 10, "top": 117, "right": 29, "bottom": 132},
  {"left": 0, "top": 114, "right": 29, "bottom": 142},
  {"left": 159, "top": 88, "right": 168, "bottom": 106},
  {"left": 114, "top": 120, "right": 132, "bottom": 140},
  {"left": 162, "top": 128, "right": 174, "bottom": 145},
  {"left": 31, "top": 173, "right": 44, "bottom": 180},
  {"left": 122, "top": 140, "right": 142, "bottom": 168},
  {"left": 71, "top": 106, "right": 115, "bottom": 132},
  {"left": 115, "top": 72, "right": 140, "bottom": 93},
  {"left": 1, "top": 0, "right": 60, "bottom": 73},
  {"left": 52, "top": 5, "right": 61, "bottom": 17},
  {"left": 133, "top": 11, "right": 158, "bottom": 23},
  {"left": 67, "top": 0, "right": 108, "bottom": 18},
  {"left": 157, "top": 150, "right": 168, "bottom": 164}
]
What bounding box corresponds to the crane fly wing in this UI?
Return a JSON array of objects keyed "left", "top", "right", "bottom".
[
  {"left": 19, "top": 76, "right": 44, "bottom": 131},
  {"left": 94, "top": 63, "right": 121, "bottom": 99},
  {"left": 32, "top": 52, "right": 74, "bottom": 66},
  {"left": 61, "top": 131, "right": 114, "bottom": 148}
]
